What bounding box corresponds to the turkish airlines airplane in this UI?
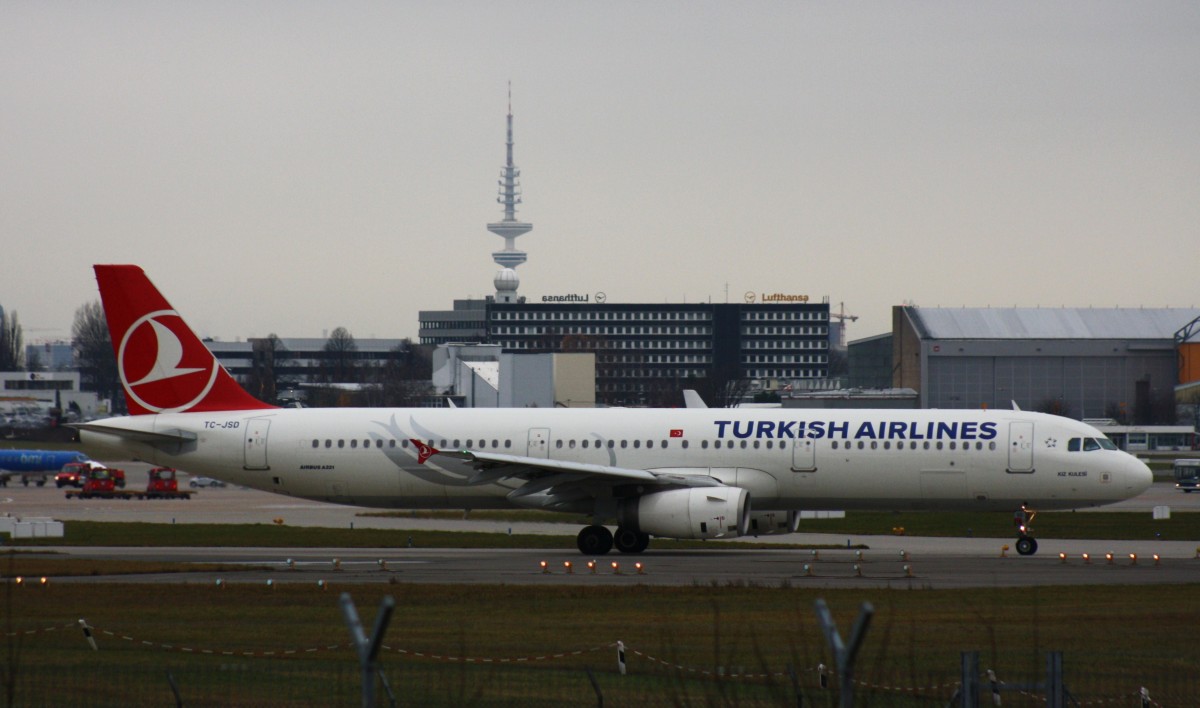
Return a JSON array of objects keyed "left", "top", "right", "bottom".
[{"left": 78, "top": 265, "right": 1153, "bottom": 556}]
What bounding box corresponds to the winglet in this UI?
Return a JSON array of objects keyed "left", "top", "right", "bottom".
[
  {"left": 411, "top": 439, "right": 439, "bottom": 464},
  {"left": 682, "top": 389, "right": 708, "bottom": 409}
]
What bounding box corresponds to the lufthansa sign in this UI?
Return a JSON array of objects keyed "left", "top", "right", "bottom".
[
  {"left": 542, "top": 294, "right": 591, "bottom": 303},
  {"left": 746, "top": 293, "right": 810, "bottom": 303}
]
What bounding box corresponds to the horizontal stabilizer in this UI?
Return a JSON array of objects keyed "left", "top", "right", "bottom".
[{"left": 73, "top": 422, "right": 198, "bottom": 444}]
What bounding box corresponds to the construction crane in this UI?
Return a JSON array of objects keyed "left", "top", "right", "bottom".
[{"left": 830, "top": 302, "right": 859, "bottom": 348}]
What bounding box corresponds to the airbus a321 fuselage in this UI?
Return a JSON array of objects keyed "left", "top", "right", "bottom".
[{"left": 78, "top": 265, "right": 1153, "bottom": 556}]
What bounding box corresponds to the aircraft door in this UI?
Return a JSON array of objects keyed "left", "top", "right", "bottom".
[
  {"left": 527, "top": 428, "right": 550, "bottom": 458},
  {"left": 791, "top": 437, "right": 816, "bottom": 472},
  {"left": 244, "top": 419, "right": 270, "bottom": 470},
  {"left": 1007, "top": 421, "right": 1034, "bottom": 473}
]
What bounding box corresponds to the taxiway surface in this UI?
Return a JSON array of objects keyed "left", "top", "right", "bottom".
[{"left": 5, "top": 466, "right": 1198, "bottom": 588}]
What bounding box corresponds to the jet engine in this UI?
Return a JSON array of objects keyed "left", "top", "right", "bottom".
[
  {"left": 618, "top": 487, "right": 750, "bottom": 539},
  {"left": 746, "top": 509, "right": 801, "bottom": 536}
]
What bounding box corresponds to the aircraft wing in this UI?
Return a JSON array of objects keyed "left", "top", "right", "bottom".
[{"left": 411, "top": 440, "right": 723, "bottom": 490}]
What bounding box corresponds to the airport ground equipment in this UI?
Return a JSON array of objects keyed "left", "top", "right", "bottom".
[{"left": 65, "top": 465, "right": 193, "bottom": 500}]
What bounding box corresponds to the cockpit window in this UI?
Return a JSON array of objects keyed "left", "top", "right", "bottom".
[{"left": 1069, "top": 437, "right": 1116, "bottom": 452}]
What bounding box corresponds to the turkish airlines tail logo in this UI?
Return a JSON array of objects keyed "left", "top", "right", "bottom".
[
  {"left": 118, "top": 310, "right": 219, "bottom": 414},
  {"left": 126, "top": 319, "right": 204, "bottom": 386},
  {"left": 94, "top": 265, "right": 276, "bottom": 416}
]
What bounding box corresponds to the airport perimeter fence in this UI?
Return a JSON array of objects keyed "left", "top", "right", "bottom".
[{"left": 3, "top": 645, "right": 1195, "bottom": 706}]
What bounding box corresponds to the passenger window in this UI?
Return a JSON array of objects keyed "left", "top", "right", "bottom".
[
  {"left": 466, "top": 440, "right": 473, "bottom": 448},
  {"left": 338, "top": 440, "right": 345, "bottom": 448},
  {"left": 569, "top": 440, "right": 576, "bottom": 449},
  {"left": 351, "top": 440, "right": 358, "bottom": 449},
  {"left": 949, "top": 442, "right": 956, "bottom": 451},
  {"left": 621, "top": 440, "right": 628, "bottom": 448},
  {"left": 325, "top": 440, "right": 332, "bottom": 448},
  {"left": 936, "top": 442, "right": 943, "bottom": 450},
  {"left": 555, "top": 440, "right": 563, "bottom": 449},
  {"left": 1068, "top": 438, "right": 1081, "bottom": 452},
  {"left": 311, "top": 439, "right": 319, "bottom": 448},
  {"left": 857, "top": 441, "right": 865, "bottom": 450},
  {"left": 505, "top": 440, "right": 512, "bottom": 448},
  {"left": 740, "top": 441, "right": 748, "bottom": 449},
  {"left": 832, "top": 441, "right": 839, "bottom": 450},
  {"left": 682, "top": 440, "right": 689, "bottom": 449},
  {"left": 390, "top": 440, "right": 397, "bottom": 448},
  {"left": 701, "top": 440, "right": 709, "bottom": 449},
  {"left": 753, "top": 441, "right": 760, "bottom": 449},
  {"left": 883, "top": 441, "right": 890, "bottom": 450},
  {"left": 633, "top": 440, "right": 640, "bottom": 449}
]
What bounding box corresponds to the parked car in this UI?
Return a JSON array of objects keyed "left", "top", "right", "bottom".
[
  {"left": 188, "top": 476, "right": 227, "bottom": 488},
  {"left": 1175, "top": 477, "right": 1199, "bottom": 493}
]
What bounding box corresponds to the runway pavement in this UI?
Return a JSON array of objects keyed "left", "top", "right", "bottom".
[{"left": 4, "top": 465, "right": 1199, "bottom": 588}]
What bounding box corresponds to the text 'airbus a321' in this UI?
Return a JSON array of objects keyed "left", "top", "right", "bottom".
[{"left": 77, "top": 265, "right": 1152, "bottom": 555}]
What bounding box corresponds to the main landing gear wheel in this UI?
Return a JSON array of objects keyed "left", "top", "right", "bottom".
[
  {"left": 577, "top": 525, "right": 614, "bottom": 555},
  {"left": 613, "top": 527, "right": 650, "bottom": 554},
  {"left": 1015, "top": 535, "right": 1038, "bottom": 556}
]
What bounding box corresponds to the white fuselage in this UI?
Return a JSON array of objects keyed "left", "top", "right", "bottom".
[{"left": 80, "top": 406, "right": 1152, "bottom": 516}]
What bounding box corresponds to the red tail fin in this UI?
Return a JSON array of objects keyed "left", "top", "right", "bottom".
[{"left": 94, "top": 265, "right": 277, "bottom": 415}]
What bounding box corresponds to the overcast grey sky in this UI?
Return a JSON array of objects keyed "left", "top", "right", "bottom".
[{"left": 3, "top": 2, "right": 1197, "bottom": 345}]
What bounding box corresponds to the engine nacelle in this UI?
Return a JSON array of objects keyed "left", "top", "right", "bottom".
[
  {"left": 746, "top": 509, "right": 800, "bottom": 536},
  {"left": 618, "top": 487, "right": 750, "bottom": 540}
]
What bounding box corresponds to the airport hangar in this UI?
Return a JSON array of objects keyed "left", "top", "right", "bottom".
[{"left": 843, "top": 306, "right": 1200, "bottom": 449}]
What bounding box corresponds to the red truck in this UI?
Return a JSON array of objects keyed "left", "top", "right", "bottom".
[{"left": 65, "top": 466, "right": 193, "bottom": 500}]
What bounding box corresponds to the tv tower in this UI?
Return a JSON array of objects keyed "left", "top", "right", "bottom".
[{"left": 488, "top": 83, "right": 532, "bottom": 303}]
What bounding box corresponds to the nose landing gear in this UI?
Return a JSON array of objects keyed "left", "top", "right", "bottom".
[{"left": 1013, "top": 505, "right": 1038, "bottom": 556}]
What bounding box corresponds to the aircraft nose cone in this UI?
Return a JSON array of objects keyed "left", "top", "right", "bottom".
[{"left": 1126, "top": 455, "right": 1153, "bottom": 496}]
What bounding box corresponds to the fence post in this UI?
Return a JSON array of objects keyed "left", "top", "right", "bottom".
[
  {"left": 787, "top": 664, "right": 803, "bottom": 708},
  {"left": 814, "top": 599, "right": 874, "bottom": 708},
  {"left": 959, "top": 652, "right": 979, "bottom": 708},
  {"left": 340, "top": 592, "right": 396, "bottom": 708},
  {"left": 585, "top": 667, "right": 604, "bottom": 708},
  {"left": 1045, "top": 651, "right": 1063, "bottom": 708}
]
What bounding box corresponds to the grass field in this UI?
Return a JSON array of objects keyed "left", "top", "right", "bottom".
[
  {"left": 0, "top": 579, "right": 1195, "bottom": 706},
  {"left": 11, "top": 509, "right": 1200, "bottom": 554}
]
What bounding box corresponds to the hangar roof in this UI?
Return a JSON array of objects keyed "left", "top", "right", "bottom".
[{"left": 908, "top": 307, "right": 1200, "bottom": 341}]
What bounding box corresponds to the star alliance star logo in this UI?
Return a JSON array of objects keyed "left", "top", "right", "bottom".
[{"left": 1044, "top": 438, "right": 1058, "bottom": 449}]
